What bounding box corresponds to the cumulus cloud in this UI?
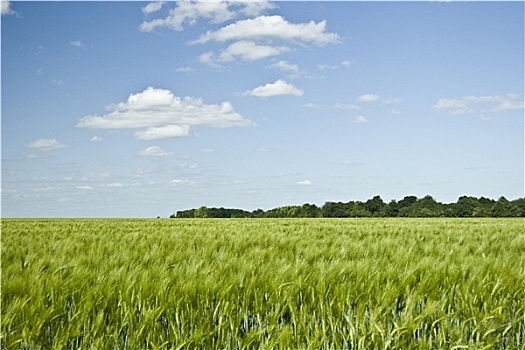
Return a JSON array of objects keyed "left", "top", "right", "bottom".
[
  {"left": 356, "top": 94, "right": 380, "bottom": 103},
  {"left": 142, "top": 1, "right": 165, "bottom": 15},
  {"left": 137, "top": 146, "right": 173, "bottom": 157},
  {"left": 76, "top": 87, "right": 253, "bottom": 140},
  {"left": 192, "top": 15, "right": 340, "bottom": 45},
  {"left": 243, "top": 79, "right": 303, "bottom": 97},
  {"left": 25, "top": 138, "right": 67, "bottom": 151},
  {"left": 140, "top": 0, "right": 275, "bottom": 32},
  {"left": 434, "top": 93, "right": 524, "bottom": 115}
]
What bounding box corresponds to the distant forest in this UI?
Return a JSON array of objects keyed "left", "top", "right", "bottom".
[{"left": 171, "top": 195, "right": 525, "bottom": 218}]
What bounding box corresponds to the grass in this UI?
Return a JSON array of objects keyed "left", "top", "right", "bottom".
[{"left": 2, "top": 218, "right": 524, "bottom": 349}]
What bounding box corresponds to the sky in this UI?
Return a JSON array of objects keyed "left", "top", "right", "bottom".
[{"left": 1, "top": 0, "right": 524, "bottom": 218}]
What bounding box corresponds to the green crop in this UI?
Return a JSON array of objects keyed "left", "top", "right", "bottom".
[{"left": 2, "top": 218, "right": 524, "bottom": 349}]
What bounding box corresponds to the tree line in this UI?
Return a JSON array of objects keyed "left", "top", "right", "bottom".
[{"left": 171, "top": 195, "right": 525, "bottom": 218}]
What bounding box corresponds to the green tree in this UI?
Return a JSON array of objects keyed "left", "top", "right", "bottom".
[
  {"left": 364, "top": 195, "right": 386, "bottom": 216},
  {"left": 194, "top": 206, "right": 209, "bottom": 218}
]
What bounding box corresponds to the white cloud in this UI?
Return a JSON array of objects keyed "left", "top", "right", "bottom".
[
  {"left": 334, "top": 103, "right": 362, "bottom": 111},
  {"left": 1, "top": 0, "right": 15, "bottom": 15},
  {"left": 270, "top": 60, "right": 299, "bottom": 72},
  {"left": 140, "top": 1, "right": 234, "bottom": 32},
  {"left": 175, "top": 66, "right": 193, "bottom": 72},
  {"left": 342, "top": 60, "right": 353, "bottom": 68},
  {"left": 77, "top": 186, "right": 94, "bottom": 190},
  {"left": 239, "top": 1, "right": 277, "bottom": 17},
  {"left": 303, "top": 102, "right": 361, "bottom": 111},
  {"left": 142, "top": 1, "right": 165, "bottom": 15},
  {"left": 383, "top": 98, "right": 404, "bottom": 104},
  {"left": 70, "top": 40, "right": 83, "bottom": 48},
  {"left": 296, "top": 179, "right": 312, "bottom": 186},
  {"left": 201, "top": 41, "right": 290, "bottom": 66},
  {"left": 25, "top": 138, "right": 67, "bottom": 151},
  {"left": 91, "top": 136, "right": 102, "bottom": 142},
  {"left": 244, "top": 79, "right": 303, "bottom": 97},
  {"left": 434, "top": 93, "right": 524, "bottom": 115},
  {"left": 168, "top": 178, "right": 194, "bottom": 185},
  {"left": 135, "top": 125, "right": 190, "bottom": 140},
  {"left": 352, "top": 116, "right": 367, "bottom": 124},
  {"left": 137, "top": 146, "right": 173, "bottom": 157},
  {"left": 318, "top": 60, "right": 353, "bottom": 70},
  {"left": 140, "top": 1, "right": 276, "bottom": 32},
  {"left": 218, "top": 40, "right": 289, "bottom": 62},
  {"left": 76, "top": 87, "right": 253, "bottom": 139},
  {"left": 356, "top": 94, "right": 380, "bottom": 103},
  {"left": 192, "top": 15, "right": 340, "bottom": 45}
]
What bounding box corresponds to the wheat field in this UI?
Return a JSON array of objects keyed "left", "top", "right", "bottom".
[{"left": 2, "top": 218, "right": 524, "bottom": 349}]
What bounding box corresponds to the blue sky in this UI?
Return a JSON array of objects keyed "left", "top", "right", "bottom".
[{"left": 2, "top": 1, "right": 524, "bottom": 218}]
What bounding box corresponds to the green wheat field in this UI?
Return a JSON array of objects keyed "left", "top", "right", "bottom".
[{"left": 2, "top": 218, "right": 524, "bottom": 349}]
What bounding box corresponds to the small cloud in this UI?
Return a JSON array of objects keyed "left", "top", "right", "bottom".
[
  {"left": 243, "top": 79, "right": 303, "bottom": 97},
  {"left": 317, "top": 63, "right": 339, "bottom": 70},
  {"left": 342, "top": 60, "right": 354, "bottom": 68},
  {"left": 318, "top": 60, "right": 354, "bottom": 70},
  {"left": 352, "top": 116, "right": 367, "bottom": 124},
  {"left": 356, "top": 94, "right": 379, "bottom": 103},
  {"left": 296, "top": 179, "right": 313, "bottom": 186},
  {"left": 137, "top": 146, "right": 173, "bottom": 157},
  {"left": 1, "top": 0, "right": 16, "bottom": 15},
  {"left": 434, "top": 93, "right": 524, "bottom": 116},
  {"left": 91, "top": 136, "right": 102, "bottom": 142},
  {"left": 270, "top": 60, "right": 299, "bottom": 72},
  {"left": 175, "top": 66, "right": 193, "bottom": 72},
  {"left": 70, "top": 40, "right": 83, "bottom": 48},
  {"left": 142, "top": 1, "right": 165, "bottom": 15},
  {"left": 52, "top": 79, "right": 65, "bottom": 86},
  {"left": 257, "top": 146, "right": 271, "bottom": 152},
  {"left": 383, "top": 98, "right": 404, "bottom": 104},
  {"left": 26, "top": 138, "right": 66, "bottom": 151},
  {"left": 303, "top": 102, "right": 327, "bottom": 110},
  {"left": 201, "top": 148, "right": 214, "bottom": 153},
  {"left": 76, "top": 186, "right": 94, "bottom": 190},
  {"left": 334, "top": 103, "right": 362, "bottom": 111},
  {"left": 179, "top": 162, "right": 199, "bottom": 169},
  {"left": 391, "top": 109, "right": 402, "bottom": 115},
  {"left": 37, "top": 68, "right": 44, "bottom": 75},
  {"left": 168, "top": 178, "right": 194, "bottom": 185}
]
